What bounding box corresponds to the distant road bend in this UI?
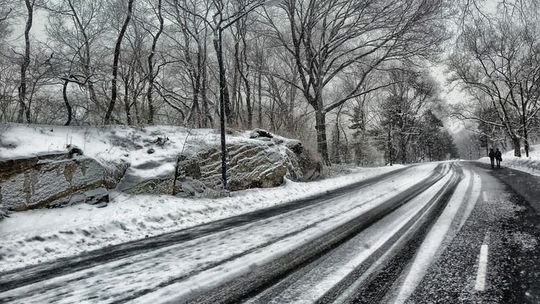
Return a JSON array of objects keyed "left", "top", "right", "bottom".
[{"left": 1, "top": 161, "right": 538, "bottom": 304}]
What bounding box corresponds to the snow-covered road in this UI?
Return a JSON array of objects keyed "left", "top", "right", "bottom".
[
  {"left": 0, "top": 162, "right": 453, "bottom": 303},
  {"left": 2, "top": 161, "right": 538, "bottom": 304}
]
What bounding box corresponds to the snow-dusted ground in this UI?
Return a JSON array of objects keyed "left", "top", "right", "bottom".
[
  {"left": 0, "top": 163, "right": 439, "bottom": 303},
  {"left": 478, "top": 144, "right": 540, "bottom": 176},
  {"left": 0, "top": 161, "right": 403, "bottom": 273}
]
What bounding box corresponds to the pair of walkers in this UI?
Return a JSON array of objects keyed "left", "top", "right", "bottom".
[{"left": 488, "top": 148, "right": 502, "bottom": 169}]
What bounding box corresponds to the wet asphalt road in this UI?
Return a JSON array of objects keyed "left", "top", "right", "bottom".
[
  {"left": 357, "top": 161, "right": 540, "bottom": 304},
  {"left": 402, "top": 162, "right": 540, "bottom": 304}
]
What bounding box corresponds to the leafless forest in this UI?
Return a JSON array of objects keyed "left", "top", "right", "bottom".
[{"left": 0, "top": 0, "right": 539, "bottom": 164}]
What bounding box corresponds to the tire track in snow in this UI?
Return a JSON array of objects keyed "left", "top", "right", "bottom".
[
  {"left": 0, "top": 166, "right": 411, "bottom": 293},
  {"left": 388, "top": 166, "right": 482, "bottom": 304}
]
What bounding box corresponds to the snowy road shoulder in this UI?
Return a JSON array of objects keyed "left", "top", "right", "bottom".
[
  {"left": 477, "top": 144, "right": 540, "bottom": 176},
  {"left": 0, "top": 164, "right": 404, "bottom": 273}
]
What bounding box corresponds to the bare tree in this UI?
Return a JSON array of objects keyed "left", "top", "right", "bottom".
[
  {"left": 145, "top": 0, "right": 164, "bottom": 124},
  {"left": 0, "top": 0, "right": 13, "bottom": 40},
  {"left": 18, "top": 0, "right": 36, "bottom": 123},
  {"left": 46, "top": 0, "right": 109, "bottom": 124},
  {"left": 449, "top": 2, "right": 540, "bottom": 157},
  {"left": 264, "top": 0, "right": 449, "bottom": 164},
  {"left": 104, "top": 0, "right": 135, "bottom": 124},
  {"left": 166, "top": 0, "right": 212, "bottom": 127}
]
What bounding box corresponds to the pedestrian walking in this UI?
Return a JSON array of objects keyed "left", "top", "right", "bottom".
[
  {"left": 488, "top": 148, "right": 495, "bottom": 169},
  {"left": 495, "top": 148, "right": 502, "bottom": 169}
]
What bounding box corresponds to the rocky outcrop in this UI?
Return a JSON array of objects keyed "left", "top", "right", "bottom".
[
  {"left": 178, "top": 143, "right": 289, "bottom": 192},
  {"left": 283, "top": 140, "right": 322, "bottom": 181},
  {"left": 0, "top": 151, "right": 114, "bottom": 212},
  {"left": 116, "top": 129, "right": 322, "bottom": 197},
  {"left": 172, "top": 131, "right": 321, "bottom": 194},
  {"left": 0, "top": 128, "right": 321, "bottom": 214}
]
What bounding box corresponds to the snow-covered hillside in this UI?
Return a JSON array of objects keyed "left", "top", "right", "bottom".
[{"left": 478, "top": 144, "right": 540, "bottom": 176}]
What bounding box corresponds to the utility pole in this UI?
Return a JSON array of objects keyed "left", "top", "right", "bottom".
[{"left": 215, "top": 28, "right": 228, "bottom": 188}]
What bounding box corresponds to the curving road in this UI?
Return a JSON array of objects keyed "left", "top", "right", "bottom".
[{"left": 1, "top": 161, "right": 539, "bottom": 304}]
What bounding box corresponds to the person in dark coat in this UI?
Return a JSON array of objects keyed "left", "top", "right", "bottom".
[
  {"left": 488, "top": 148, "right": 495, "bottom": 168},
  {"left": 495, "top": 148, "right": 502, "bottom": 168}
]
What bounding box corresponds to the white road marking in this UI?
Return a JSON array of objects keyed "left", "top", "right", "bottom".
[
  {"left": 482, "top": 191, "right": 488, "bottom": 202},
  {"left": 475, "top": 232, "right": 490, "bottom": 292}
]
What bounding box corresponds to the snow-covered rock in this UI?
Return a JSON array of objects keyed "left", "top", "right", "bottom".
[
  {"left": 118, "top": 138, "right": 320, "bottom": 195},
  {"left": 176, "top": 142, "right": 288, "bottom": 192},
  {"left": 0, "top": 151, "right": 112, "bottom": 212},
  {"left": 283, "top": 140, "right": 322, "bottom": 181},
  {"left": 0, "top": 125, "right": 321, "bottom": 212}
]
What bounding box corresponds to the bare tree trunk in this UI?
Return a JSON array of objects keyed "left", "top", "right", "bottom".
[
  {"left": 66, "top": 0, "right": 101, "bottom": 115},
  {"left": 520, "top": 86, "right": 530, "bottom": 157},
  {"left": 62, "top": 79, "right": 72, "bottom": 125},
  {"left": 133, "top": 91, "right": 140, "bottom": 124},
  {"left": 240, "top": 64, "right": 252, "bottom": 129},
  {"left": 18, "top": 0, "right": 33, "bottom": 123},
  {"left": 186, "top": 88, "right": 201, "bottom": 127},
  {"left": 123, "top": 77, "right": 132, "bottom": 125},
  {"left": 340, "top": 122, "right": 349, "bottom": 163},
  {"left": 269, "top": 97, "right": 276, "bottom": 131},
  {"left": 237, "top": 21, "right": 252, "bottom": 129},
  {"left": 241, "top": 77, "right": 252, "bottom": 128},
  {"left": 512, "top": 136, "right": 522, "bottom": 157},
  {"left": 230, "top": 39, "right": 239, "bottom": 126},
  {"left": 257, "top": 66, "right": 262, "bottom": 127},
  {"left": 522, "top": 112, "right": 530, "bottom": 157},
  {"left": 213, "top": 30, "right": 231, "bottom": 127},
  {"left": 387, "top": 126, "right": 393, "bottom": 166},
  {"left": 400, "top": 135, "right": 407, "bottom": 164},
  {"left": 288, "top": 67, "right": 298, "bottom": 132},
  {"left": 201, "top": 59, "right": 212, "bottom": 127},
  {"left": 104, "top": 0, "right": 134, "bottom": 124},
  {"left": 332, "top": 122, "right": 341, "bottom": 164},
  {"left": 315, "top": 108, "right": 330, "bottom": 165},
  {"left": 146, "top": 0, "right": 163, "bottom": 124}
]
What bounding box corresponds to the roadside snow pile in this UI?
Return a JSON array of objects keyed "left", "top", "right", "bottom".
[
  {"left": 478, "top": 144, "right": 540, "bottom": 176},
  {"left": 0, "top": 165, "right": 402, "bottom": 272}
]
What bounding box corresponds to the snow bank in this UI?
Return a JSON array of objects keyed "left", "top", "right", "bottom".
[
  {"left": 478, "top": 144, "right": 540, "bottom": 176},
  {"left": 0, "top": 162, "right": 402, "bottom": 272}
]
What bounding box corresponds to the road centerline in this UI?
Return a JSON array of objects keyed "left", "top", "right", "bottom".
[
  {"left": 482, "top": 191, "right": 488, "bottom": 203},
  {"left": 475, "top": 232, "right": 490, "bottom": 292}
]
